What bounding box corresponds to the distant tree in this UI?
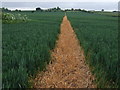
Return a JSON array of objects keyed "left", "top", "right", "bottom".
[
  {"left": 81, "top": 9, "right": 87, "bottom": 12},
  {"left": 65, "top": 9, "right": 71, "bottom": 12},
  {"left": 15, "top": 9, "right": 19, "bottom": 12},
  {"left": 71, "top": 8, "right": 74, "bottom": 11},
  {"left": 2, "top": 7, "right": 11, "bottom": 12},
  {"left": 56, "top": 6, "right": 61, "bottom": 11},
  {"left": 78, "top": 9, "right": 81, "bottom": 11},
  {"left": 14, "top": 9, "right": 21, "bottom": 12},
  {"left": 48, "top": 7, "right": 61, "bottom": 12},
  {"left": 113, "top": 11, "right": 117, "bottom": 12},
  {"left": 53, "top": 7, "right": 57, "bottom": 11},
  {"left": 64, "top": 9, "right": 67, "bottom": 12},
  {"left": 36, "top": 7, "right": 42, "bottom": 11},
  {"left": 18, "top": 10, "right": 21, "bottom": 12},
  {"left": 101, "top": 9, "right": 104, "bottom": 12},
  {"left": 74, "top": 9, "right": 81, "bottom": 11}
]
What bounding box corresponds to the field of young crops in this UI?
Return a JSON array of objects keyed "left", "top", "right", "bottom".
[
  {"left": 67, "top": 12, "right": 119, "bottom": 88},
  {"left": 94, "top": 11, "right": 118, "bottom": 17},
  {"left": 2, "top": 10, "right": 119, "bottom": 88},
  {"left": 2, "top": 11, "right": 64, "bottom": 88}
]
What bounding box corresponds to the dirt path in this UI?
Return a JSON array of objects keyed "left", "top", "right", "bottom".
[{"left": 34, "top": 16, "right": 95, "bottom": 88}]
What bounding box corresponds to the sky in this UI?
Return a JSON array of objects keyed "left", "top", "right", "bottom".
[
  {"left": 1, "top": 0, "right": 120, "bottom": 11},
  {"left": 1, "top": 0, "right": 119, "bottom": 2}
]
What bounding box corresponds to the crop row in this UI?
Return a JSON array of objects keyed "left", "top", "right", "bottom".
[
  {"left": 67, "top": 12, "right": 119, "bottom": 88},
  {"left": 2, "top": 12, "right": 64, "bottom": 88}
]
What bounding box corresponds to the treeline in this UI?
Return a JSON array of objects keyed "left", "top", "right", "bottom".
[
  {"left": 1, "top": 7, "right": 94, "bottom": 13},
  {"left": 35, "top": 7, "right": 94, "bottom": 13},
  {"left": 1, "top": 7, "right": 21, "bottom": 12},
  {"left": 1, "top": 7, "right": 119, "bottom": 13},
  {"left": 36, "top": 7, "right": 61, "bottom": 12}
]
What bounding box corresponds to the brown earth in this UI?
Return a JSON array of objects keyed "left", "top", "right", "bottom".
[{"left": 33, "top": 16, "right": 96, "bottom": 88}]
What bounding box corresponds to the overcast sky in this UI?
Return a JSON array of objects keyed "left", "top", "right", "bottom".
[
  {"left": 1, "top": 0, "right": 119, "bottom": 2},
  {"left": 1, "top": 0, "right": 120, "bottom": 11}
]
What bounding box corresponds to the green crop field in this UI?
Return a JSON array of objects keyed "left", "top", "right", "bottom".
[
  {"left": 2, "top": 12, "right": 64, "bottom": 88},
  {"left": 2, "top": 10, "right": 119, "bottom": 88},
  {"left": 67, "top": 12, "right": 119, "bottom": 88},
  {"left": 94, "top": 11, "right": 119, "bottom": 17}
]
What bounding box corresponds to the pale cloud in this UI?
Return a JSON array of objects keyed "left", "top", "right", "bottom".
[{"left": 1, "top": 0, "right": 120, "bottom": 2}]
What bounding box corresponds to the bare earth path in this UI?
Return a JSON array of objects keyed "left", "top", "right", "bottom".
[{"left": 34, "top": 16, "right": 95, "bottom": 88}]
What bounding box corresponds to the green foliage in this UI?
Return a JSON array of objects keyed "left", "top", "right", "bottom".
[
  {"left": 2, "top": 12, "right": 64, "bottom": 88},
  {"left": 67, "top": 12, "right": 119, "bottom": 88},
  {"left": 2, "top": 7, "right": 11, "bottom": 12},
  {"left": 2, "top": 13, "right": 29, "bottom": 23}
]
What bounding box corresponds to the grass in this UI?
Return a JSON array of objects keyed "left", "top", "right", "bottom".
[
  {"left": 2, "top": 11, "right": 64, "bottom": 88},
  {"left": 67, "top": 12, "right": 119, "bottom": 88}
]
